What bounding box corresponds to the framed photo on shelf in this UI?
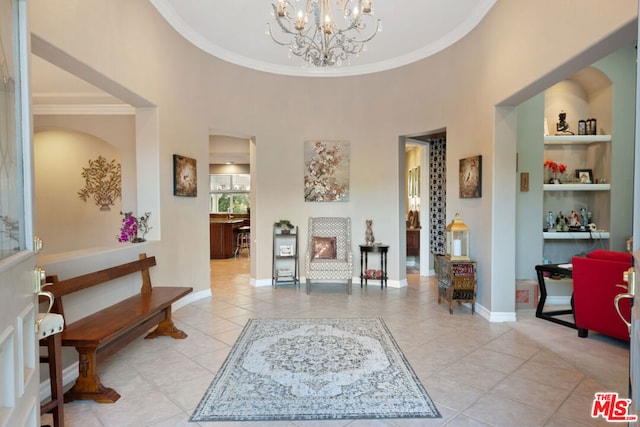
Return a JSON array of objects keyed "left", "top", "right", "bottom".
[
  {"left": 575, "top": 169, "right": 593, "bottom": 184},
  {"left": 279, "top": 245, "right": 294, "bottom": 256}
]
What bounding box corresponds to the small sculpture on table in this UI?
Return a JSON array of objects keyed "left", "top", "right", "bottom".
[{"left": 365, "top": 219, "right": 375, "bottom": 246}]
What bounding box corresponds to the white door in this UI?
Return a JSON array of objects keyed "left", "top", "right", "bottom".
[
  {"left": 0, "top": 0, "right": 40, "bottom": 426},
  {"left": 629, "top": 3, "right": 640, "bottom": 420}
]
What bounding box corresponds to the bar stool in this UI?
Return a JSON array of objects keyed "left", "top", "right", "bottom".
[
  {"left": 235, "top": 226, "right": 250, "bottom": 256},
  {"left": 37, "top": 291, "right": 65, "bottom": 427}
]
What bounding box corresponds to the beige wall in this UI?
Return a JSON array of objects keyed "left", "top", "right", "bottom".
[{"left": 29, "top": 0, "right": 638, "bottom": 315}]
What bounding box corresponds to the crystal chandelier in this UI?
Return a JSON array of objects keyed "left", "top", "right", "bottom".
[{"left": 268, "top": 0, "right": 381, "bottom": 67}]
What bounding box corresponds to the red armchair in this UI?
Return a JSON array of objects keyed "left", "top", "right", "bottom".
[{"left": 571, "top": 250, "right": 633, "bottom": 342}]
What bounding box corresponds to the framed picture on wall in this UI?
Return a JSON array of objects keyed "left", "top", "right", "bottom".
[
  {"left": 459, "top": 155, "right": 482, "bottom": 198},
  {"left": 173, "top": 154, "right": 197, "bottom": 197},
  {"left": 303, "top": 141, "right": 350, "bottom": 202}
]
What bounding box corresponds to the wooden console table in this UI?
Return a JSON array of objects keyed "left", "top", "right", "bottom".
[{"left": 437, "top": 255, "right": 477, "bottom": 314}]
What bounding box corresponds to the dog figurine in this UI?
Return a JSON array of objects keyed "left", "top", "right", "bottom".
[{"left": 365, "top": 219, "right": 375, "bottom": 246}]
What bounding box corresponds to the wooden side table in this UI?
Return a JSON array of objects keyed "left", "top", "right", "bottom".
[
  {"left": 359, "top": 244, "right": 389, "bottom": 289},
  {"left": 437, "top": 255, "right": 476, "bottom": 314}
]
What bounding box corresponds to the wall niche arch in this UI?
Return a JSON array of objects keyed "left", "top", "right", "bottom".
[{"left": 34, "top": 126, "right": 136, "bottom": 255}]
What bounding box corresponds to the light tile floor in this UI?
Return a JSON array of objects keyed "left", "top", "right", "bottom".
[{"left": 55, "top": 257, "right": 629, "bottom": 426}]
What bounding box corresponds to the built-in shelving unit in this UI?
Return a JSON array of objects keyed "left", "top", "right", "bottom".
[
  {"left": 272, "top": 226, "right": 299, "bottom": 287},
  {"left": 542, "top": 130, "right": 613, "bottom": 261}
]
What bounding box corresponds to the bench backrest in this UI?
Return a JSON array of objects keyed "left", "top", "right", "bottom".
[{"left": 44, "top": 253, "right": 156, "bottom": 322}]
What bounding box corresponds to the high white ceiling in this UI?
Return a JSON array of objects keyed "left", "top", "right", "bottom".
[
  {"left": 31, "top": 1, "right": 498, "bottom": 101},
  {"left": 31, "top": 1, "right": 497, "bottom": 163},
  {"left": 149, "top": 0, "right": 497, "bottom": 77}
]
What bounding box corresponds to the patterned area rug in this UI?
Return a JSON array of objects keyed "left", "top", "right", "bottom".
[{"left": 190, "top": 318, "right": 441, "bottom": 422}]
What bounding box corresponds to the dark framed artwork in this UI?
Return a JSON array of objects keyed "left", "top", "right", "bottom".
[
  {"left": 459, "top": 155, "right": 482, "bottom": 198},
  {"left": 575, "top": 168, "right": 593, "bottom": 184},
  {"left": 173, "top": 154, "right": 197, "bottom": 197}
]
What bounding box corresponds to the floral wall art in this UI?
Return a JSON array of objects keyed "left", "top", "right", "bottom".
[
  {"left": 77, "top": 155, "right": 122, "bottom": 210},
  {"left": 303, "top": 141, "right": 350, "bottom": 202}
]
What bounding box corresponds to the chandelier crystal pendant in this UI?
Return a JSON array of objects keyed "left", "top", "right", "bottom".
[{"left": 268, "top": 0, "right": 381, "bottom": 67}]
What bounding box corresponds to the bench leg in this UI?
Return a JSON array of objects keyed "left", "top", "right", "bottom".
[
  {"left": 65, "top": 346, "right": 121, "bottom": 404},
  {"left": 40, "top": 332, "right": 64, "bottom": 427},
  {"left": 144, "top": 309, "right": 188, "bottom": 339}
]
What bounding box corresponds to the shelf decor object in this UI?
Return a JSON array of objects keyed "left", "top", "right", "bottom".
[
  {"left": 274, "top": 219, "right": 294, "bottom": 233},
  {"left": 575, "top": 169, "right": 594, "bottom": 184},
  {"left": 542, "top": 129, "right": 613, "bottom": 261},
  {"left": 445, "top": 213, "right": 470, "bottom": 261}
]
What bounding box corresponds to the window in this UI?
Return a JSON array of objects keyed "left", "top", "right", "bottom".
[
  {"left": 210, "top": 174, "right": 250, "bottom": 214},
  {"left": 0, "top": 0, "right": 26, "bottom": 259}
]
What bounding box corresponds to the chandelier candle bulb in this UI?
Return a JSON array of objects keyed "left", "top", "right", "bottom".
[{"left": 295, "top": 11, "right": 304, "bottom": 31}]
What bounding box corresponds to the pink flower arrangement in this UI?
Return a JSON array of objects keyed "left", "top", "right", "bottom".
[{"left": 117, "top": 211, "right": 151, "bottom": 243}]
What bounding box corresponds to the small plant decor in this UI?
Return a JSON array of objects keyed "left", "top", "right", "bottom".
[
  {"left": 117, "top": 211, "right": 152, "bottom": 243},
  {"left": 274, "top": 219, "right": 294, "bottom": 233}
]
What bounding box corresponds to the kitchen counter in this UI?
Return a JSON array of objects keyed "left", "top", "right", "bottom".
[
  {"left": 210, "top": 219, "right": 246, "bottom": 258},
  {"left": 210, "top": 218, "right": 244, "bottom": 224}
]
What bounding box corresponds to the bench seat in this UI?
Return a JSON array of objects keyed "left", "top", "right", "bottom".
[
  {"left": 46, "top": 253, "right": 193, "bottom": 403},
  {"left": 62, "top": 287, "right": 192, "bottom": 348}
]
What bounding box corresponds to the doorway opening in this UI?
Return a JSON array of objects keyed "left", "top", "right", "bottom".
[
  {"left": 402, "top": 130, "right": 447, "bottom": 277},
  {"left": 209, "top": 133, "right": 254, "bottom": 277}
]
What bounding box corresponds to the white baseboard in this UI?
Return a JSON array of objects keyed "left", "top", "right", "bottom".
[
  {"left": 173, "top": 288, "right": 211, "bottom": 310},
  {"left": 253, "top": 277, "right": 408, "bottom": 288},
  {"left": 39, "top": 362, "right": 79, "bottom": 402}
]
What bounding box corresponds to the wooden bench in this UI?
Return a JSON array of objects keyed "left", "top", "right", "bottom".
[{"left": 46, "top": 253, "right": 193, "bottom": 403}]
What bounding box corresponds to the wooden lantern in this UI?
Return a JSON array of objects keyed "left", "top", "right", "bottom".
[{"left": 446, "top": 213, "right": 470, "bottom": 260}]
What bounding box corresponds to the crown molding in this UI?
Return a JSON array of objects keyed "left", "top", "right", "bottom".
[{"left": 32, "top": 104, "right": 136, "bottom": 115}]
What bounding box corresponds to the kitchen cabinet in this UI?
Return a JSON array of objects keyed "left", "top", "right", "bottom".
[
  {"left": 210, "top": 219, "right": 244, "bottom": 259},
  {"left": 407, "top": 228, "right": 420, "bottom": 256}
]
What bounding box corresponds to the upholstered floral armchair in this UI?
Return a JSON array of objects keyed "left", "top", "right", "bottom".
[{"left": 304, "top": 217, "right": 353, "bottom": 295}]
